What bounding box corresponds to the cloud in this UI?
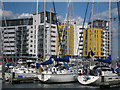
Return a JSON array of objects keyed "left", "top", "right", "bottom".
[
  {"left": 57, "top": 15, "right": 84, "bottom": 25},
  {"left": 93, "top": 8, "right": 118, "bottom": 20},
  {"left": 17, "top": 13, "right": 33, "bottom": 19},
  {"left": 57, "top": 15, "right": 65, "bottom": 22},
  {"left": 0, "top": 9, "right": 33, "bottom": 20},
  {"left": 69, "top": 16, "right": 84, "bottom": 25}
]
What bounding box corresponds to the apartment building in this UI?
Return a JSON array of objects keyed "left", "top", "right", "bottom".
[
  {"left": 83, "top": 20, "right": 111, "bottom": 58},
  {"left": 56, "top": 24, "right": 74, "bottom": 56},
  {"left": 0, "top": 11, "right": 57, "bottom": 59}
]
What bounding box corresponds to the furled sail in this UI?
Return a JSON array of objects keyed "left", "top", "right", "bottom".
[
  {"left": 54, "top": 55, "right": 69, "bottom": 62},
  {"left": 41, "top": 57, "right": 52, "bottom": 65},
  {"left": 97, "top": 55, "right": 111, "bottom": 63}
]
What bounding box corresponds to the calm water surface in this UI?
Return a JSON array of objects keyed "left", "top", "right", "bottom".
[{"left": 2, "top": 80, "right": 120, "bottom": 90}]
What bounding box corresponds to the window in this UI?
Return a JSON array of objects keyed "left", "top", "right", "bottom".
[
  {"left": 30, "top": 45, "right": 32, "bottom": 47},
  {"left": 101, "top": 48, "right": 103, "bottom": 51},
  {"left": 101, "top": 35, "right": 104, "bottom": 38},
  {"left": 31, "top": 31, "right": 33, "bottom": 33},
  {"left": 94, "top": 48, "right": 96, "bottom": 51},
  {"left": 101, "top": 40, "right": 104, "bottom": 42},
  {"left": 101, "top": 52, "right": 104, "bottom": 55},
  {"left": 51, "top": 31, "right": 56, "bottom": 33},
  {"left": 94, "top": 44, "right": 96, "bottom": 46},
  {"left": 51, "top": 40, "right": 55, "bottom": 42},
  {"left": 51, "top": 45, "right": 55, "bottom": 47},
  {"left": 101, "top": 44, "right": 104, "bottom": 47},
  {"left": 31, "top": 40, "right": 33, "bottom": 42},
  {"left": 30, "top": 50, "right": 32, "bottom": 52},
  {"left": 101, "top": 31, "right": 104, "bottom": 34},
  {"left": 51, "top": 50, "right": 55, "bottom": 52},
  {"left": 51, "top": 26, "right": 56, "bottom": 28},
  {"left": 95, "top": 30, "right": 96, "bottom": 33}
]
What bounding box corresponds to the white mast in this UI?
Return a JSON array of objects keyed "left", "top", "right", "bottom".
[
  {"left": 109, "top": 0, "right": 112, "bottom": 56},
  {"left": 36, "top": 0, "right": 39, "bottom": 58},
  {"left": 49, "top": 8, "right": 51, "bottom": 56},
  {"left": 37, "top": 0, "right": 38, "bottom": 15},
  {"left": 1, "top": 0, "right": 12, "bottom": 59},
  {"left": 43, "top": 0, "right": 46, "bottom": 59}
]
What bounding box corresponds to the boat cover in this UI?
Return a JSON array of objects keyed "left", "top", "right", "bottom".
[
  {"left": 41, "top": 57, "right": 52, "bottom": 65},
  {"left": 116, "top": 68, "right": 120, "bottom": 74},
  {"left": 64, "top": 64, "right": 69, "bottom": 70},
  {"left": 97, "top": 55, "right": 111, "bottom": 63},
  {"left": 88, "top": 50, "right": 95, "bottom": 58},
  {"left": 54, "top": 55, "right": 69, "bottom": 62}
]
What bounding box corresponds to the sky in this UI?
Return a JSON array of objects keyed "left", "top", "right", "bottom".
[{"left": 0, "top": 2, "right": 119, "bottom": 60}]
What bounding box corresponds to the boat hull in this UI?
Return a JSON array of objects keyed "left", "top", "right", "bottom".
[
  {"left": 78, "top": 75, "right": 120, "bottom": 86},
  {"left": 77, "top": 75, "right": 99, "bottom": 85},
  {"left": 38, "top": 73, "right": 77, "bottom": 83},
  {"left": 95, "top": 76, "right": 120, "bottom": 86},
  {"left": 4, "top": 72, "right": 37, "bottom": 81}
]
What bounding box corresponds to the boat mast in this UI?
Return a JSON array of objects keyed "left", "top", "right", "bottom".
[
  {"left": 43, "top": 0, "right": 46, "bottom": 59},
  {"left": 1, "top": 0, "right": 13, "bottom": 61},
  {"left": 67, "top": 0, "right": 70, "bottom": 55},
  {"left": 109, "top": 0, "right": 112, "bottom": 56},
  {"left": 36, "top": 0, "right": 39, "bottom": 59},
  {"left": 49, "top": 8, "right": 51, "bottom": 56},
  {"left": 91, "top": 0, "right": 94, "bottom": 52},
  {"left": 37, "top": 0, "right": 38, "bottom": 15}
]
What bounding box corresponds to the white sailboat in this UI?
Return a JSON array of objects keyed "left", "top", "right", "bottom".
[
  {"left": 37, "top": 55, "right": 78, "bottom": 83},
  {"left": 38, "top": 66, "right": 77, "bottom": 83},
  {"left": 37, "top": 0, "right": 78, "bottom": 83},
  {"left": 4, "top": 59, "right": 37, "bottom": 81},
  {"left": 78, "top": 65, "right": 120, "bottom": 85},
  {"left": 77, "top": 0, "right": 120, "bottom": 86}
]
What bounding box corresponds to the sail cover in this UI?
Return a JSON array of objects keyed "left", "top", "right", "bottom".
[
  {"left": 41, "top": 57, "right": 52, "bottom": 65},
  {"left": 97, "top": 55, "right": 111, "bottom": 63},
  {"left": 116, "top": 68, "right": 120, "bottom": 74},
  {"left": 64, "top": 64, "right": 69, "bottom": 70},
  {"left": 54, "top": 55, "right": 69, "bottom": 62},
  {"left": 88, "top": 50, "right": 95, "bottom": 58}
]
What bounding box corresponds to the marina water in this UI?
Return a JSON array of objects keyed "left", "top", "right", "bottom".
[{"left": 2, "top": 80, "right": 120, "bottom": 90}]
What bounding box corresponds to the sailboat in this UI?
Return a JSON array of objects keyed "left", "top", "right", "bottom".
[
  {"left": 37, "top": 55, "right": 78, "bottom": 83},
  {"left": 2, "top": 1, "right": 38, "bottom": 82},
  {"left": 77, "top": 1, "right": 120, "bottom": 87},
  {"left": 37, "top": 0, "right": 78, "bottom": 83}
]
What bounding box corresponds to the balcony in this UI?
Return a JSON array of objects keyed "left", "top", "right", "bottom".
[
  {"left": 4, "top": 38, "right": 15, "bottom": 41},
  {"left": 51, "top": 47, "right": 56, "bottom": 50},
  {"left": 51, "top": 38, "right": 56, "bottom": 41},
  {"left": 4, "top": 34, "right": 15, "bottom": 37}
]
